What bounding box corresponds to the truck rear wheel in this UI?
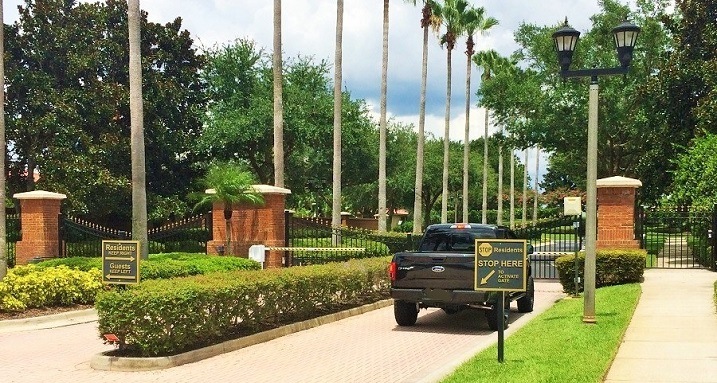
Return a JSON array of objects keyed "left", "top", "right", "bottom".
[
  {"left": 517, "top": 276, "right": 535, "bottom": 313},
  {"left": 486, "top": 303, "right": 509, "bottom": 331},
  {"left": 394, "top": 300, "right": 418, "bottom": 326}
]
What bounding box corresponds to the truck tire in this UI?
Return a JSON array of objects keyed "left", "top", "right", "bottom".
[
  {"left": 486, "top": 303, "right": 509, "bottom": 331},
  {"left": 517, "top": 276, "right": 535, "bottom": 313},
  {"left": 394, "top": 300, "right": 418, "bottom": 326}
]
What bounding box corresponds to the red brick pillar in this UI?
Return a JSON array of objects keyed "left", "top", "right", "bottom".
[
  {"left": 596, "top": 176, "right": 642, "bottom": 249},
  {"left": 13, "top": 190, "right": 67, "bottom": 265},
  {"left": 207, "top": 185, "right": 291, "bottom": 268}
]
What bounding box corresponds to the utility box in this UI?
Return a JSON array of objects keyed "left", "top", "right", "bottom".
[{"left": 563, "top": 197, "right": 582, "bottom": 216}]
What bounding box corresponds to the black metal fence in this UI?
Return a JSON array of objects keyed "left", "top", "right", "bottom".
[
  {"left": 5, "top": 214, "right": 21, "bottom": 267},
  {"left": 60, "top": 215, "right": 131, "bottom": 257},
  {"left": 59, "top": 213, "right": 212, "bottom": 258},
  {"left": 514, "top": 216, "right": 584, "bottom": 279},
  {"left": 637, "top": 205, "right": 716, "bottom": 270},
  {"left": 148, "top": 213, "right": 212, "bottom": 254},
  {"left": 285, "top": 212, "right": 418, "bottom": 266}
]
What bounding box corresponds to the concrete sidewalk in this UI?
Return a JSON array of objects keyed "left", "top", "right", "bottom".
[{"left": 604, "top": 268, "right": 717, "bottom": 383}]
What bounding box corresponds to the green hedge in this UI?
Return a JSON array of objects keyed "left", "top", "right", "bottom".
[
  {"left": 95, "top": 257, "right": 391, "bottom": 357},
  {"left": 34, "top": 253, "right": 261, "bottom": 279},
  {"left": 555, "top": 249, "right": 646, "bottom": 293},
  {"left": 0, "top": 265, "right": 104, "bottom": 311}
]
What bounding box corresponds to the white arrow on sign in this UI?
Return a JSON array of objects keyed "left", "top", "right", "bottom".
[
  {"left": 104, "top": 256, "right": 136, "bottom": 262},
  {"left": 105, "top": 274, "right": 136, "bottom": 280},
  {"left": 480, "top": 269, "right": 496, "bottom": 285}
]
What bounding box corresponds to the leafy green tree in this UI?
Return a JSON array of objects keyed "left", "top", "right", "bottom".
[
  {"left": 0, "top": 0, "right": 6, "bottom": 279},
  {"left": 668, "top": 134, "right": 717, "bottom": 207},
  {"left": 479, "top": 0, "right": 671, "bottom": 201},
  {"left": 199, "top": 40, "right": 377, "bottom": 216},
  {"left": 4, "top": 0, "right": 205, "bottom": 227},
  {"left": 640, "top": 0, "right": 717, "bottom": 201},
  {"left": 194, "top": 162, "right": 263, "bottom": 255}
]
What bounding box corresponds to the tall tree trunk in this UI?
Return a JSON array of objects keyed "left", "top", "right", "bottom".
[
  {"left": 128, "top": 0, "right": 148, "bottom": 259},
  {"left": 0, "top": 0, "right": 7, "bottom": 279},
  {"left": 497, "top": 131, "right": 503, "bottom": 225},
  {"left": 482, "top": 109, "right": 489, "bottom": 224},
  {"left": 522, "top": 149, "right": 528, "bottom": 227},
  {"left": 273, "top": 0, "right": 284, "bottom": 187},
  {"left": 462, "top": 43, "right": 472, "bottom": 223},
  {"left": 378, "top": 0, "right": 389, "bottom": 233},
  {"left": 510, "top": 148, "right": 515, "bottom": 229},
  {"left": 412, "top": 4, "right": 430, "bottom": 234},
  {"left": 533, "top": 146, "right": 540, "bottom": 224},
  {"left": 331, "top": 0, "right": 344, "bottom": 245},
  {"left": 441, "top": 48, "right": 452, "bottom": 224}
]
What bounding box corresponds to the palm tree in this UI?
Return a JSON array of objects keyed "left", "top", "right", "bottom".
[
  {"left": 195, "top": 162, "right": 264, "bottom": 255},
  {"left": 473, "top": 49, "right": 506, "bottom": 224},
  {"left": 433, "top": 0, "right": 467, "bottom": 224},
  {"left": 497, "top": 131, "right": 503, "bottom": 225},
  {"left": 522, "top": 149, "right": 528, "bottom": 227},
  {"left": 406, "top": 0, "right": 438, "bottom": 234},
  {"left": 0, "top": 0, "right": 6, "bottom": 280},
  {"left": 273, "top": 0, "right": 284, "bottom": 188},
  {"left": 377, "top": 0, "right": 390, "bottom": 233},
  {"left": 533, "top": 146, "right": 540, "bottom": 224},
  {"left": 510, "top": 147, "right": 515, "bottom": 228},
  {"left": 460, "top": 6, "right": 497, "bottom": 222},
  {"left": 332, "top": 0, "right": 344, "bottom": 245},
  {"left": 128, "top": 0, "right": 148, "bottom": 259}
]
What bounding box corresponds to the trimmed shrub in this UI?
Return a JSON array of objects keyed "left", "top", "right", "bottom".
[
  {"left": 555, "top": 249, "right": 646, "bottom": 293},
  {"left": 95, "top": 257, "right": 391, "bottom": 357},
  {"left": 34, "top": 253, "right": 261, "bottom": 280},
  {"left": 0, "top": 265, "right": 104, "bottom": 311}
]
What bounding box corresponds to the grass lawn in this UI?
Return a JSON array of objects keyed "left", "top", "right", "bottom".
[{"left": 442, "top": 283, "right": 641, "bottom": 383}]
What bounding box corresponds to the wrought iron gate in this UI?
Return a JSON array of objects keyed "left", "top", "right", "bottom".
[
  {"left": 636, "top": 205, "right": 717, "bottom": 270},
  {"left": 59, "top": 212, "right": 212, "bottom": 257}
]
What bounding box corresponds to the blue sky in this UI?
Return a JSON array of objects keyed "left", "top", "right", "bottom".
[{"left": 4, "top": 0, "right": 637, "bottom": 187}]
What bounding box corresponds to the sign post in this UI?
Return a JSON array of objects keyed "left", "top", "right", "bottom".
[
  {"left": 474, "top": 239, "right": 528, "bottom": 363},
  {"left": 102, "top": 240, "right": 140, "bottom": 285}
]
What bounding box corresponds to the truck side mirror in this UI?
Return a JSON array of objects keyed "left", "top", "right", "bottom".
[{"left": 527, "top": 244, "right": 534, "bottom": 255}]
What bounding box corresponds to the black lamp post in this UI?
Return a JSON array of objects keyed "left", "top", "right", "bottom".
[{"left": 552, "top": 18, "right": 640, "bottom": 324}]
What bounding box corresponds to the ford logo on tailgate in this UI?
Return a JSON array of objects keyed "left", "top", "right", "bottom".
[{"left": 431, "top": 266, "right": 445, "bottom": 273}]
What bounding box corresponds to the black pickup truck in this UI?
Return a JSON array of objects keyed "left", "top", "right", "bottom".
[{"left": 389, "top": 223, "right": 535, "bottom": 331}]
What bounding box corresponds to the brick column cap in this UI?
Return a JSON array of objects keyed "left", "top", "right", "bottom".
[
  {"left": 205, "top": 184, "right": 291, "bottom": 196},
  {"left": 597, "top": 176, "right": 642, "bottom": 189},
  {"left": 13, "top": 190, "right": 67, "bottom": 200}
]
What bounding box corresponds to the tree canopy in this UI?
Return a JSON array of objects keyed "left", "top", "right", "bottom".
[
  {"left": 4, "top": 0, "right": 205, "bottom": 227},
  {"left": 478, "top": 0, "right": 672, "bottom": 201}
]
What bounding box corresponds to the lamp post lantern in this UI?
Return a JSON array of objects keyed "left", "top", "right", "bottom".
[{"left": 552, "top": 18, "right": 640, "bottom": 323}]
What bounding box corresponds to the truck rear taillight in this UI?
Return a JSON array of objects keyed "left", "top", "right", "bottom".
[{"left": 388, "top": 261, "right": 397, "bottom": 281}]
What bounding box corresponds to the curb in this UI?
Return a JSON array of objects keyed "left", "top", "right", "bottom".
[
  {"left": 90, "top": 299, "right": 394, "bottom": 371},
  {"left": 0, "top": 308, "right": 98, "bottom": 333}
]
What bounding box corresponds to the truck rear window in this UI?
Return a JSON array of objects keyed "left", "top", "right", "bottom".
[{"left": 418, "top": 228, "right": 498, "bottom": 252}]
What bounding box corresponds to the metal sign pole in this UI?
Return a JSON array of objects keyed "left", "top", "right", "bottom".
[
  {"left": 498, "top": 291, "right": 505, "bottom": 363},
  {"left": 573, "top": 217, "right": 580, "bottom": 297}
]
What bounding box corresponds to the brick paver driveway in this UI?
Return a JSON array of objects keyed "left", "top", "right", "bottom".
[{"left": 0, "top": 280, "right": 564, "bottom": 383}]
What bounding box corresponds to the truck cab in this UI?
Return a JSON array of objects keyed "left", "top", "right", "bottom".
[{"left": 389, "top": 223, "right": 534, "bottom": 330}]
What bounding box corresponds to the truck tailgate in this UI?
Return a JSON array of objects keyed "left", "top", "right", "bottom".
[{"left": 392, "top": 252, "right": 475, "bottom": 290}]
